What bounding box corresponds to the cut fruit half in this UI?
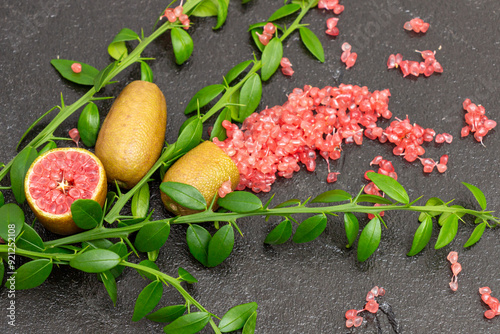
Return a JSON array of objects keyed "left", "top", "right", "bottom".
[{"left": 24, "top": 148, "right": 107, "bottom": 235}]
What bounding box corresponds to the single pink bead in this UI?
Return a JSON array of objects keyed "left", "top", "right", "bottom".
[
  {"left": 485, "top": 310, "right": 496, "bottom": 319},
  {"left": 447, "top": 251, "right": 458, "bottom": 264},
  {"left": 71, "top": 63, "right": 82, "bottom": 73},
  {"left": 378, "top": 287, "right": 386, "bottom": 297},
  {"left": 451, "top": 262, "right": 462, "bottom": 276},
  {"left": 366, "top": 291, "right": 375, "bottom": 301},
  {"left": 353, "top": 316, "right": 363, "bottom": 327},
  {"left": 346, "top": 319, "right": 354, "bottom": 328},
  {"left": 449, "top": 280, "right": 458, "bottom": 292},
  {"left": 479, "top": 287, "right": 492, "bottom": 295},
  {"left": 345, "top": 309, "right": 358, "bottom": 320}
]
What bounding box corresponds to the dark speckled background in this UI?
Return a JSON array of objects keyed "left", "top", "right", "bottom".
[{"left": 1, "top": 1, "right": 500, "bottom": 333}]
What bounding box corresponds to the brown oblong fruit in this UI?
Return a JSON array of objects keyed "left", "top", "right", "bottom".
[
  {"left": 161, "top": 141, "right": 240, "bottom": 215},
  {"left": 95, "top": 80, "right": 167, "bottom": 189},
  {"left": 24, "top": 148, "right": 107, "bottom": 235}
]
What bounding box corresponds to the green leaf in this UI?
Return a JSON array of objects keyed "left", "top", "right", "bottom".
[
  {"left": 82, "top": 238, "right": 113, "bottom": 250},
  {"left": 250, "top": 29, "right": 265, "bottom": 52},
  {"left": 163, "top": 312, "right": 210, "bottom": 334},
  {"left": 434, "top": 215, "right": 458, "bottom": 249},
  {"left": 50, "top": 59, "right": 100, "bottom": 86},
  {"left": 419, "top": 197, "right": 445, "bottom": 222},
  {"left": 261, "top": 37, "right": 283, "bottom": 81},
  {"left": 105, "top": 191, "right": 117, "bottom": 213},
  {"left": 71, "top": 199, "right": 103, "bottom": 230},
  {"left": 0, "top": 203, "right": 25, "bottom": 240},
  {"left": 367, "top": 172, "right": 409, "bottom": 204},
  {"left": 140, "top": 61, "right": 154, "bottom": 83},
  {"left": 357, "top": 217, "right": 381, "bottom": 262},
  {"left": 108, "top": 241, "right": 128, "bottom": 278},
  {"left": 438, "top": 206, "right": 465, "bottom": 227},
  {"left": 147, "top": 305, "right": 187, "bottom": 323},
  {"left": 175, "top": 117, "right": 203, "bottom": 154},
  {"left": 77, "top": 102, "right": 100, "bottom": 147},
  {"left": 6, "top": 259, "right": 52, "bottom": 290},
  {"left": 237, "top": 73, "right": 262, "bottom": 122},
  {"left": 184, "top": 84, "right": 225, "bottom": 114},
  {"left": 463, "top": 222, "right": 486, "bottom": 248},
  {"left": 462, "top": 182, "right": 487, "bottom": 210},
  {"left": 264, "top": 219, "right": 292, "bottom": 245},
  {"left": 292, "top": 214, "right": 327, "bottom": 243},
  {"left": 355, "top": 194, "right": 393, "bottom": 205},
  {"left": 219, "top": 302, "right": 258, "bottom": 332},
  {"left": 186, "top": 225, "right": 211, "bottom": 266},
  {"left": 191, "top": 0, "right": 218, "bottom": 17},
  {"left": 99, "top": 271, "right": 118, "bottom": 306},
  {"left": 134, "top": 221, "right": 170, "bottom": 252},
  {"left": 242, "top": 311, "right": 257, "bottom": 334},
  {"left": 407, "top": 216, "right": 433, "bottom": 256},
  {"left": 93, "top": 61, "right": 118, "bottom": 92},
  {"left": 268, "top": 3, "right": 301, "bottom": 21},
  {"left": 171, "top": 27, "right": 194, "bottom": 65},
  {"left": 214, "top": 0, "right": 228, "bottom": 29},
  {"left": 299, "top": 27, "right": 325, "bottom": 62},
  {"left": 227, "top": 89, "right": 240, "bottom": 120},
  {"left": 178, "top": 267, "right": 198, "bottom": 283},
  {"left": 210, "top": 107, "right": 231, "bottom": 141},
  {"left": 10, "top": 146, "right": 38, "bottom": 204},
  {"left": 70, "top": 249, "right": 121, "bottom": 273},
  {"left": 218, "top": 191, "right": 262, "bottom": 213},
  {"left": 132, "top": 280, "right": 164, "bottom": 322},
  {"left": 311, "top": 189, "right": 351, "bottom": 203},
  {"left": 160, "top": 182, "right": 207, "bottom": 211},
  {"left": 225, "top": 60, "right": 253, "bottom": 85},
  {"left": 108, "top": 41, "right": 128, "bottom": 61},
  {"left": 38, "top": 140, "right": 57, "bottom": 155},
  {"left": 207, "top": 225, "right": 234, "bottom": 267},
  {"left": 274, "top": 198, "right": 301, "bottom": 208},
  {"left": 16, "top": 223, "right": 44, "bottom": 252},
  {"left": 0, "top": 191, "right": 3, "bottom": 207},
  {"left": 344, "top": 213, "right": 359, "bottom": 248},
  {"left": 136, "top": 260, "right": 160, "bottom": 281},
  {"left": 131, "top": 182, "right": 150, "bottom": 218},
  {"left": 110, "top": 28, "right": 140, "bottom": 43}
]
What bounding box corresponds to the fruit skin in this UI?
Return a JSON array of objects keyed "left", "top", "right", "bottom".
[
  {"left": 95, "top": 80, "right": 167, "bottom": 189},
  {"left": 161, "top": 141, "right": 240, "bottom": 215},
  {"left": 24, "top": 148, "right": 107, "bottom": 235}
]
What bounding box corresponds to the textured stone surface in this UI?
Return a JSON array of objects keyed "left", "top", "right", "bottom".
[{"left": 1, "top": 0, "right": 500, "bottom": 333}]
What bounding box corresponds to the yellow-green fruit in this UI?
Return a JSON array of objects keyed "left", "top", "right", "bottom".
[
  {"left": 95, "top": 80, "right": 167, "bottom": 189},
  {"left": 161, "top": 141, "right": 240, "bottom": 215}
]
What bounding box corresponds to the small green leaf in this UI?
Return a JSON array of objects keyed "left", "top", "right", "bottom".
[
  {"left": 207, "top": 225, "right": 234, "bottom": 267},
  {"left": 407, "top": 216, "right": 433, "bottom": 256},
  {"left": 178, "top": 267, "right": 198, "bottom": 283},
  {"left": 160, "top": 182, "right": 207, "bottom": 211},
  {"left": 163, "top": 312, "right": 210, "bottom": 334},
  {"left": 93, "top": 61, "right": 118, "bottom": 92},
  {"left": 50, "top": 59, "right": 100, "bottom": 86},
  {"left": 219, "top": 302, "right": 258, "bottom": 332},
  {"left": 357, "top": 217, "right": 381, "bottom": 262},
  {"left": 299, "top": 27, "right": 325, "bottom": 62},
  {"left": 264, "top": 219, "right": 292, "bottom": 245},
  {"left": 225, "top": 60, "right": 253, "bottom": 85},
  {"left": 131, "top": 183, "right": 150, "bottom": 218},
  {"left": 367, "top": 172, "right": 409, "bottom": 204},
  {"left": 419, "top": 197, "right": 445, "bottom": 222},
  {"left": 434, "top": 215, "right": 459, "bottom": 249},
  {"left": 140, "top": 61, "right": 154, "bottom": 83},
  {"left": 16, "top": 223, "right": 44, "bottom": 252},
  {"left": 210, "top": 107, "right": 232, "bottom": 141},
  {"left": 110, "top": 28, "right": 140, "bottom": 43},
  {"left": 99, "top": 271, "right": 118, "bottom": 306},
  {"left": 175, "top": 117, "right": 203, "bottom": 154},
  {"left": 38, "top": 140, "right": 57, "bottom": 155},
  {"left": 292, "top": 214, "right": 327, "bottom": 244},
  {"left": 344, "top": 213, "right": 359, "bottom": 248},
  {"left": 171, "top": 27, "right": 194, "bottom": 65},
  {"left": 0, "top": 203, "right": 25, "bottom": 240},
  {"left": 147, "top": 305, "right": 187, "bottom": 323},
  {"left": 462, "top": 182, "right": 487, "bottom": 210},
  {"left": 242, "top": 311, "right": 257, "bottom": 334},
  {"left": 6, "top": 259, "right": 52, "bottom": 290},
  {"left": 237, "top": 73, "right": 262, "bottom": 122},
  {"left": 261, "top": 38, "right": 283, "bottom": 81},
  {"left": 191, "top": 0, "right": 218, "bottom": 17},
  {"left": 108, "top": 41, "right": 128, "bottom": 61},
  {"left": 108, "top": 241, "right": 128, "bottom": 279},
  {"left": 132, "top": 280, "right": 164, "bottom": 322},
  {"left": 438, "top": 207, "right": 465, "bottom": 227},
  {"left": 218, "top": 191, "right": 262, "bottom": 213},
  {"left": 105, "top": 191, "right": 117, "bottom": 213},
  {"left": 274, "top": 198, "right": 301, "bottom": 208},
  {"left": 311, "top": 189, "right": 351, "bottom": 203},
  {"left": 268, "top": 3, "right": 301, "bottom": 21},
  {"left": 134, "top": 221, "right": 170, "bottom": 252},
  {"left": 184, "top": 84, "right": 225, "bottom": 114},
  {"left": 355, "top": 194, "right": 393, "bottom": 205},
  {"left": 463, "top": 222, "right": 486, "bottom": 248},
  {"left": 70, "top": 249, "right": 121, "bottom": 273},
  {"left": 186, "top": 225, "right": 211, "bottom": 266},
  {"left": 82, "top": 238, "right": 113, "bottom": 250},
  {"left": 77, "top": 102, "right": 100, "bottom": 147},
  {"left": 214, "top": 0, "right": 228, "bottom": 29},
  {"left": 10, "top": 146, "right": 38, "bottom": 204},
  {"left": 136, "top": 260, "right": 160, "bottom": 281},
  {"left": 71, "top": 199, "right": 103, "bottom": 230}
]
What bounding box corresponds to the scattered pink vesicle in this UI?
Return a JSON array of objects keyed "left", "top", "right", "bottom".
[
  {"left": 387, "top": 50, "right": 443, "bottom": 78},
  {"left": 479, "top": 286, "right": 500, "bottom": 319},
  {"left": 462, "top": 98, "right": 497, "bottom": 145},
  {"left": 71, "top": 63, "right": 82, "bottom": 74},
  {"left": 447, "top": 251, "right": 460, "bottom": 291},
  {"left": 69, "top": 128, "right": 80, "bottom": 147},
  {"left": 403, "top": 17, "right": 430, "bottom": 33},
  {"left": 345, "top": 286, "right": 385, "bottom": 328},
  {"left": 280, "top": 57, "right": 294, "bottom": 77}
]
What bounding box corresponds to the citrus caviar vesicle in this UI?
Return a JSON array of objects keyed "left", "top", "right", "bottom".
[{"left": 24, "top": 148, "right": 107, "bottom": 235}]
